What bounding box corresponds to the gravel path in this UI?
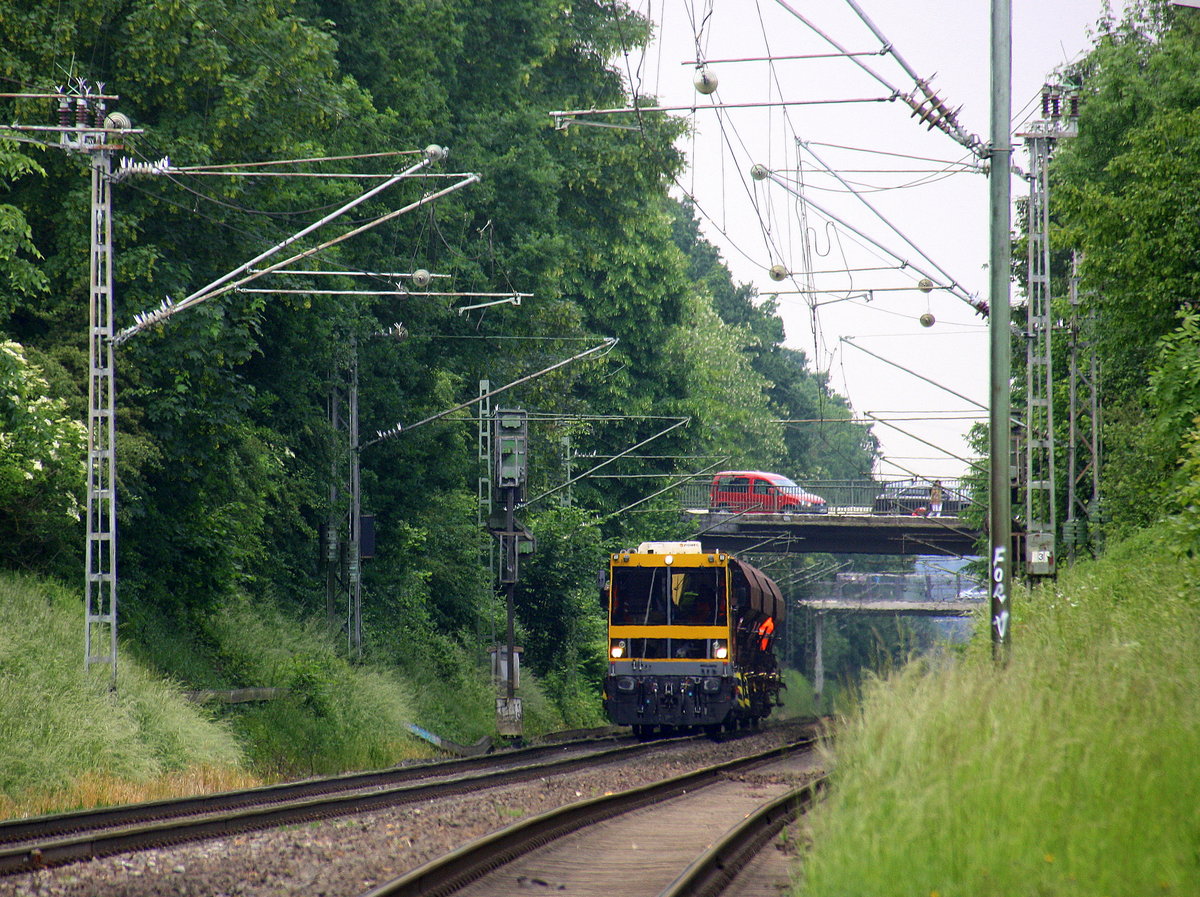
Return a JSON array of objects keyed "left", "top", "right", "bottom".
[{"left": 0, "top": 727, "right": 824, "bottom": 897}]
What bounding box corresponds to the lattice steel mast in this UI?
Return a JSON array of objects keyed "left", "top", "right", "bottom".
[
  {"left": 39, "top": 86, "right": 134, "bottom": 687},
  {"left": 84, "top": 139, "right": 119, "bottom": 684},
  {"left": 1065, "top": 253, "right": 1101, "bottom": 560},
  {"left": 1016, "top": 83, "right": 1078, "bottom": 577}
]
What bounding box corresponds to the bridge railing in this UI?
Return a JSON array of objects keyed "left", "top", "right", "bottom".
[
  {"left": 824, "top": 571, "right": 983, "bottom": 602},
  {"left": 677, "top": 477, "right": 971, "bottom": 515}
]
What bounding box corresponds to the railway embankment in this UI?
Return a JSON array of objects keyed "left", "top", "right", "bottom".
[
  {"left": 0, "top": 573, "right": 596, "bottom": 819},
  {"left": 792, "top": 523, "right": 1200, "bottom": 896}
]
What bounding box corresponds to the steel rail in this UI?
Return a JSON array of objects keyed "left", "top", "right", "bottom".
[
  {"left": 658, "top": 775, "right": 829, "bottom": 897},
  {"left": 357, "top": 735, "right": 817, "bottom": 897},
  {"left": 0, "top": 734, "right": 607, "bottom": 846},
  {"left": 0, "top": 733, "right": 690, "bottom": 875}
]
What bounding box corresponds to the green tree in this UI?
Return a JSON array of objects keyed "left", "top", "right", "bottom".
[
  {"left": 0, "top": 340, "right": 85, "bottom": 572},
  {"left": 1053, "top": 1, "right": 1200, "bottom": 536},
  {"left": 670, "top": 198, "right": 877, "bottom": 480},
  {"left": 0, "top": 0, "right": 881, "bottom": 721},
  {"left": 0, "top": 147, "right": 47, "bottom": 317}
]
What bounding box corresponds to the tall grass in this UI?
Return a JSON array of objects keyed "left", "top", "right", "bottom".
[
  {"left": 779, "top": 667, "right": 822, "bottom": 718},
  {"left": 0, "top": 570, "right": 606, "bottom": 815},
  {"left": 796, "top": 526, "right": 1200, "bottom": 896},
  {"left": 0, "top": 573, "right": 250, "bottom": 816},
  {"left": 198, "top": 601, "right": 432, "bottom": 776},
  {"left": 139, "top": 597, "right": 595, "bottom": 775}
]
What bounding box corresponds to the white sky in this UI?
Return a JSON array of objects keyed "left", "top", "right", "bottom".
[{"left": 625, "top": 0, "right": 1115, "bottom": 482}]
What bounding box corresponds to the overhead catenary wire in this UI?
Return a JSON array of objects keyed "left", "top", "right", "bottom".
[
  {"left": 864, "top": 412, "right": 984, "bottom": 473},
  {"left": 657, "top": 7, "right": 1089, "bottom": 491},
  {"left": 251, "top": 269, "right": 450, "bottom": 279},
  {"left": 795, "top": 138, "right": 977, "bottom": 297},
  {"left": 591, "top": 4, "right": 1009, "bottom": 477},
  {"left": 597, "top": 458, "right": 728, "bottom": 522},
  {"left": 161, "top": 170, "right": 469, "bottom": 179},
  {"left": 169, "top": 150, "right": 424, "bottom": 170},
  {"left": 117, "top": 146, "right": 419, "bottom": 298},
  {"left": 786, "top": 140, "right": 982, "bottom": 169},
  {"left": 724, "top": 11, "right": 865, "bottom": 456},
  {"left": 703, "top": 99, "right": 791, "bottom": 280},
  {"left": 683, "top": 50, "right": 882, "bottom": 64},
  {"left": 660, "top": 7, "right": 793, "bottom": 282},
  {"left": 115, "top": 158, "right": 478, "bottom": 344},
  {"left": 839, "top": 0, "right": 981, "bottom": 152},
  {"left": 549, "top": 95, "right": 896, "bottom": 128},
  {"left": 770, "top": 0, "right": 903, "bottom": 96},
  {"left": 799, "top": 167, "right": 968, "bottom": 195},
  {"left": 120, "top": 143, "right": 411, "bottom": 221},
  {"left": 234, "top": 289, "right": 530, "bottom": 298},
  {"left": 758, "top": 167, "right": 987, "bottom": 315},
  {"left": 700, "top": 0, "right": 969, "bottom": 374},
  {"left": 366, "top": 338, "right": 618, "bottom": 446},
  {"left": 769, "top": 0, "right": 981, "bottom": 155},
  {"left": 524, "top": 417, "right": 691, "bottom": 507},
  {"left": 693, "top": 4, "right": 985, "bottom": 277},
  {"left": 841, "top": 337, "right": 985, "bottom": 411}
]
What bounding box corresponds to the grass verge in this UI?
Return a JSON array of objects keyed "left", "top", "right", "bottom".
[
  {"left": 795, "top": 525, "right": 1200, "bottom": 896},
  {"left": 1, "top": 571, "right": 604, "bottom": 816},
  {"left": 0, "top": 572, "right": 252, "bottom": 817}
]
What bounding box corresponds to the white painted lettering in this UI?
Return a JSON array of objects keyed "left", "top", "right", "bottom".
[{"left": 993, "top": 610, "right": 1009, "bottom": 638}]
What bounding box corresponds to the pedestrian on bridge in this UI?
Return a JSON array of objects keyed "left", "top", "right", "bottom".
[{"left": 930, "top": 480, "right": 944, "bottom": 517}]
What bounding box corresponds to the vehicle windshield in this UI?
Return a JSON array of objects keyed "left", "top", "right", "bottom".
[
  {"left": 769, "top": 475, "right": 799, "bottom": 488},
  {"left": 610, "top": 567, "right": 727, "bottom": 626}
]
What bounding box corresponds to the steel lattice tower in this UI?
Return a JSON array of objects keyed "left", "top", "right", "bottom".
[
  {"left": 5, "top": 85, "right": 136, "bottom": 687},
  {"left": 1065, "top": 254, "right": 1101, "bottom": 559},
  {"left": 1016, "top": 84, "right": 1078, "bottom": 576},
  {"left": 1024, "top": 133, "right": 1057, "bottom": 556},
  {"left": 83, "top": 128, "right": 119, "bottom": 684}
]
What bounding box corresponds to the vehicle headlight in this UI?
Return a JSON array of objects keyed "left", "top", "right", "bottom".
[
  {"left": 713, "top": 640, "right": 728, "bottom": 660},
  {"left": 610, "top": 639, "right": 626, "bottom": 659}
]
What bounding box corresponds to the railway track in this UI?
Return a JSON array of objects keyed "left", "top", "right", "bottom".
[
  {"left": 0, "top": 728, "right": 703, "bottom": 876},
  {"left": 355, "top": 735, "right": 825, "bottom": 897}
]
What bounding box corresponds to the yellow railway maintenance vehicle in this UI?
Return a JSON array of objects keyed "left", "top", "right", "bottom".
[{"left": 602, "top": 541, "right": 785, "bottom": 738}]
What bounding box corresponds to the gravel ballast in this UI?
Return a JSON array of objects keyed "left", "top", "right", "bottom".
[{"left": 0, "top": 727, "right": 823, "bottom": 897}]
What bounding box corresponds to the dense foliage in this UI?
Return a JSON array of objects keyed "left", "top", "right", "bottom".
[
  {"left": 0, "top": 340, "right": 85, "bottom": 569},
  {"left": 1050, "top": 0, "right": 1200, "bottom": 551},
  {"left": 0, "top": 0, "right": 874, "bottom": 708}
]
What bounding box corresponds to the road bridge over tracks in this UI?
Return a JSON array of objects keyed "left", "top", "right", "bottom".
[
  {"left": 673, "top": 480, "right": 985, "bottom": 704},
  {"left": 678, "top": 478, "right": 982, "bottom": 557},
  {"left": 685, "top": 509, "right": 981, "bottom": 557},
  {"left": 798, "top": 592, "right": 984, "bottom": 704}
]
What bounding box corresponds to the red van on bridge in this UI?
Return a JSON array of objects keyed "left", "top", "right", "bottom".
[{"left": 708, "top": 471, "right": 828, "bottom": 514}]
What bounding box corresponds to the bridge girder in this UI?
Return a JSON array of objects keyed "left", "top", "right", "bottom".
[{"left": 687, "top": 512, "right": 980, "bottom": 557}]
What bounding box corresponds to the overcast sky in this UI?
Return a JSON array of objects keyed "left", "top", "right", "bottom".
[{"left": 624, "top": 0, "right": 1118, "bottom": 483}]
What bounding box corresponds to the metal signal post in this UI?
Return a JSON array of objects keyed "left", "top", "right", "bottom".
[{"left": 489, "top": 408, "right": 533, "bottom": 737}]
